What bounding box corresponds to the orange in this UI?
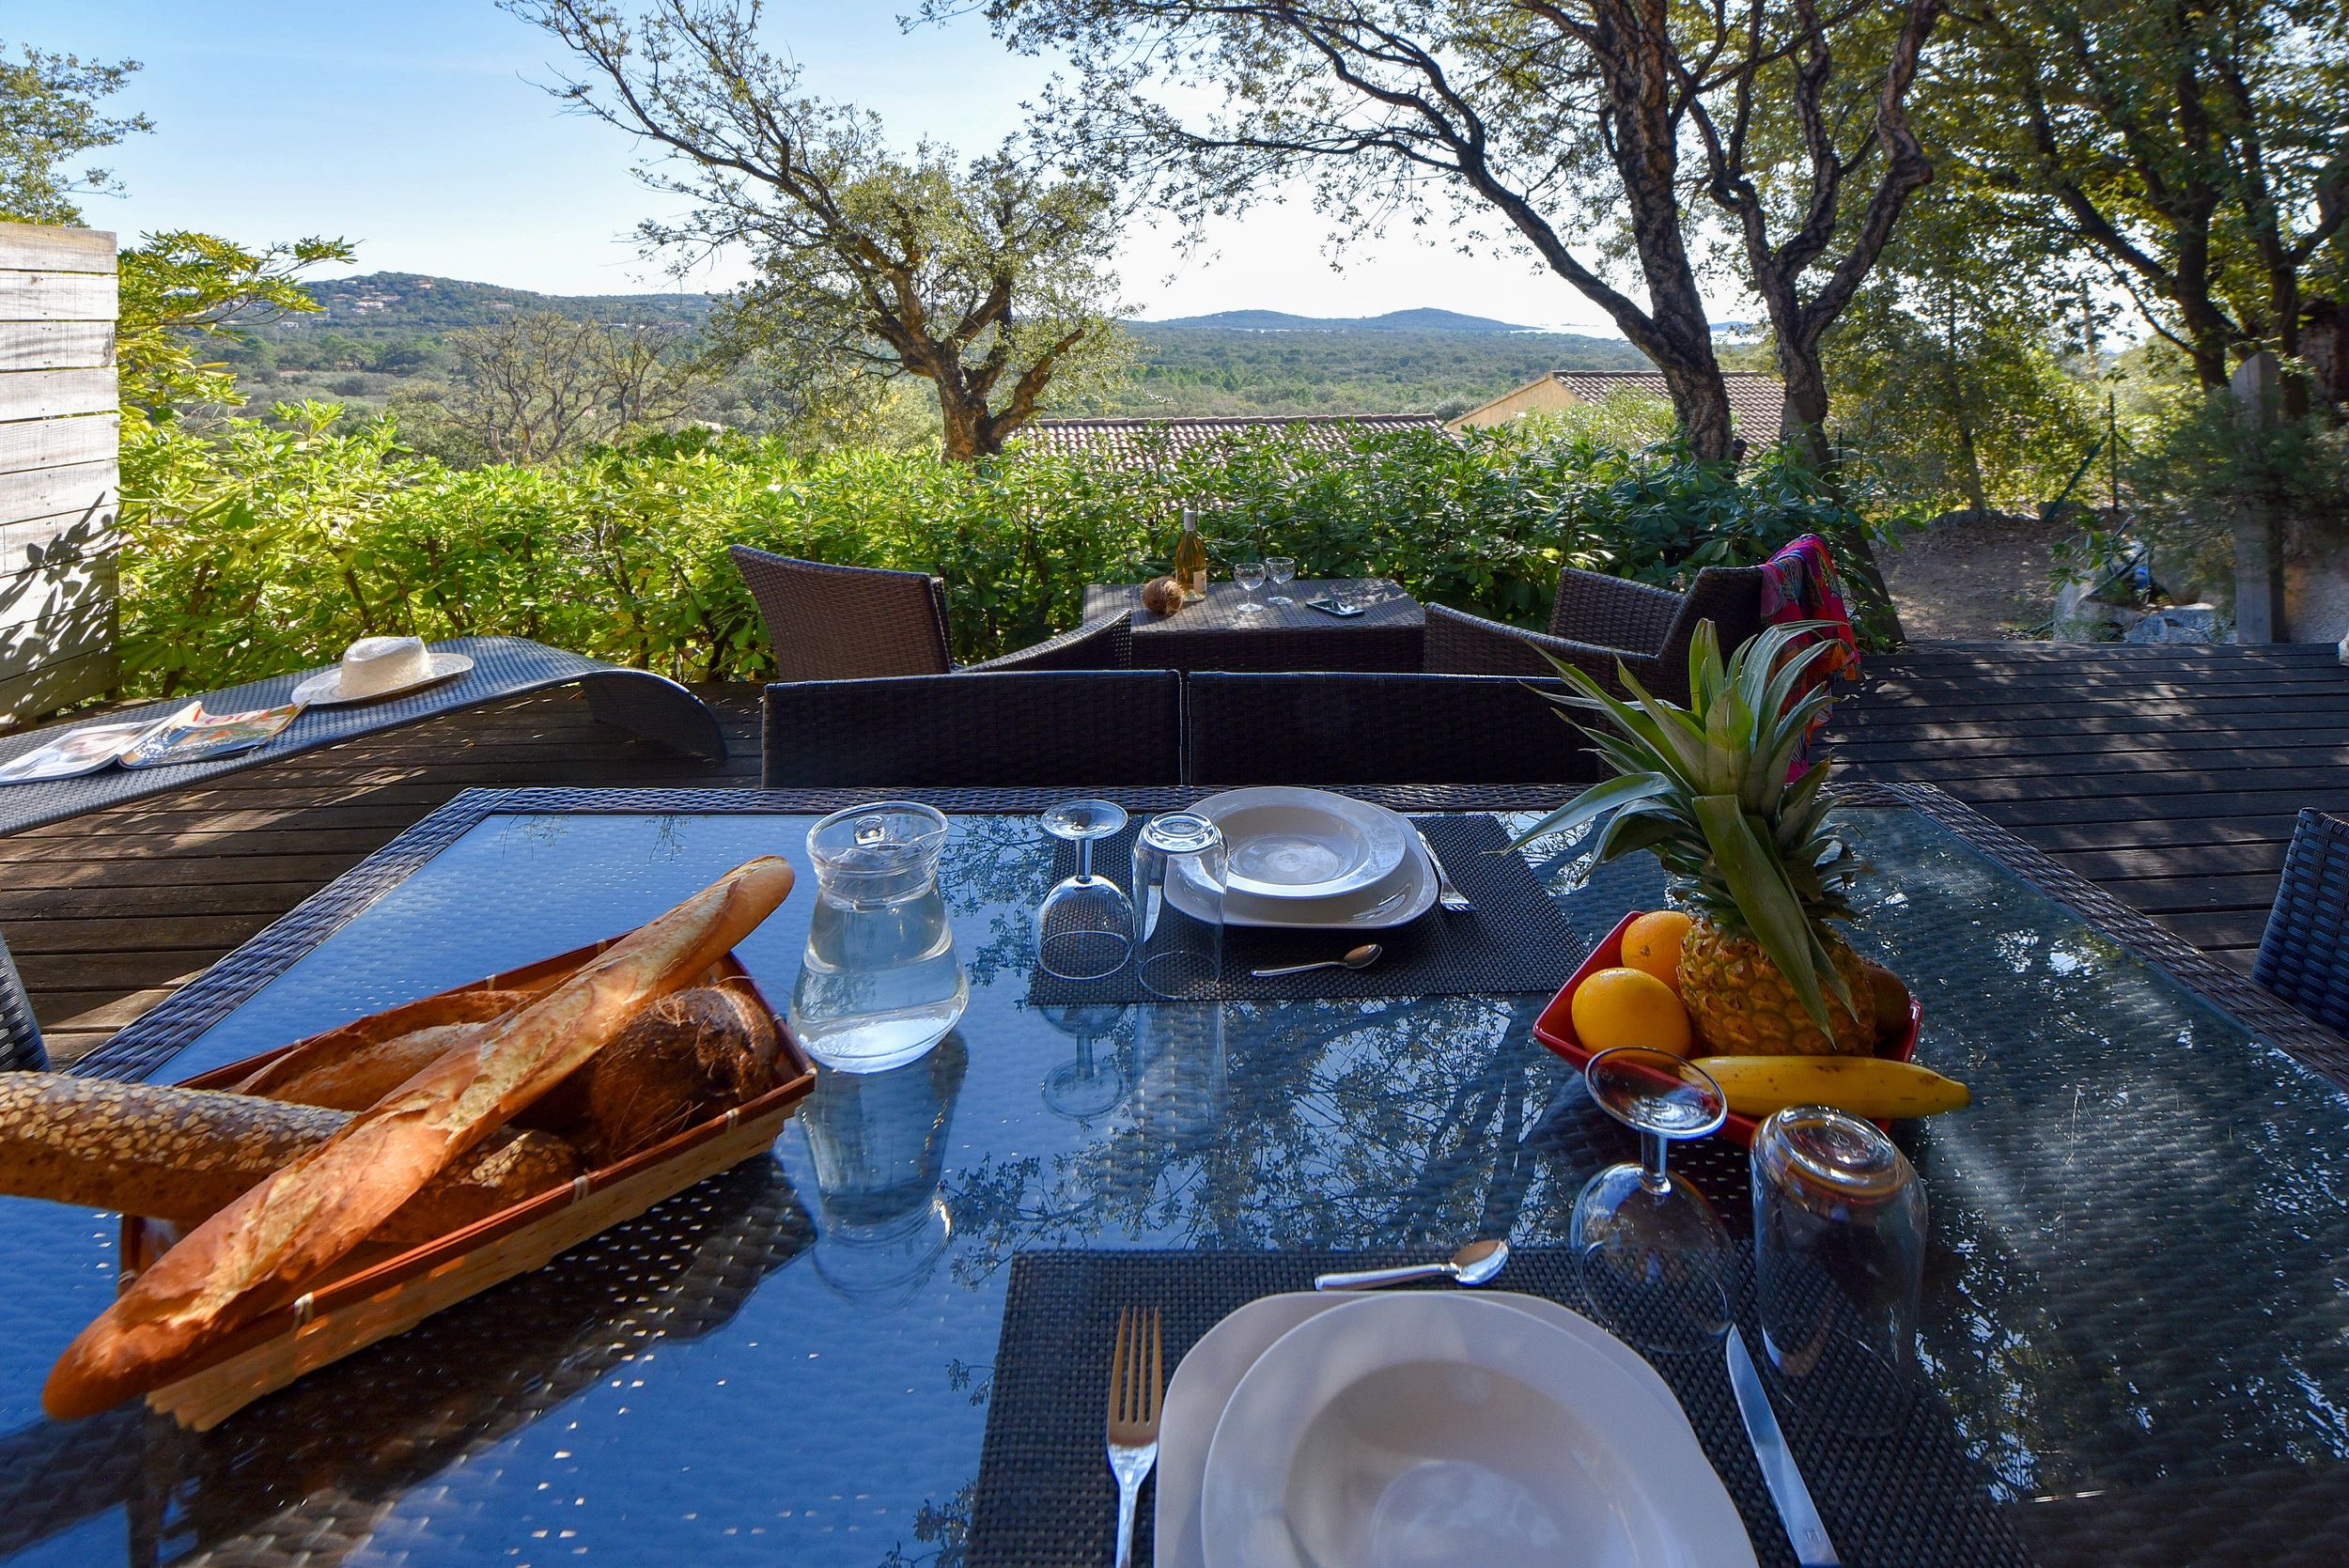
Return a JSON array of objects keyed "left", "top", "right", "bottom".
[
  {"left": 1620, "top": 909, "right": 1694, "bottom": 993},
  {"left": 1570, "top": 967, "right": 1694, "bottom": 1057}
]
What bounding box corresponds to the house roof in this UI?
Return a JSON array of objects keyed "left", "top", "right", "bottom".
[
  {"left": 1019, "top": 413, "right": 1449, "bottom": 463},
  {"left": 1454, "top": 370, "right": 1786, "bottom": 437}
]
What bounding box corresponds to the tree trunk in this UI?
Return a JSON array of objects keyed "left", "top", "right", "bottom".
[
  {"left": 937, "top": 387, "right": 992, "bottom": 463},
  {"left": 1774, "top": 325, "right": 1906, "bottom": 644},
  {"left": 1662, "top": 360, "right": 1738, "bottom": 461}
]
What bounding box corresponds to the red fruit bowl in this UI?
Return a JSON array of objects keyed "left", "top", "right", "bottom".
[{"left": 1532, "top": 911, "right": 1923, "bottom": 1149}]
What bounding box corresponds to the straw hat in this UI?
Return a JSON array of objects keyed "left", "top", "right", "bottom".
[{"left": 290, "top": 637, "right": 474, "bottom": 707}]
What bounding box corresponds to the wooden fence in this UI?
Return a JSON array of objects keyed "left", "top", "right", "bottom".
[{"left": 0, "top": 223, "right": 119, "bottom": 727}]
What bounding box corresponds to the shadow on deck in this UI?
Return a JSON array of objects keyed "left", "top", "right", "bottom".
[
  {"left": 1841, "top": 639, "right": 2348, "bottom": 972},
  {"left": 2, "top": 640, "right": 2339, "bottom": 1063}
]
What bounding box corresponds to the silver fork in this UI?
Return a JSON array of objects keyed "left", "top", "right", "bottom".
[
  {"left": 1414, "top": 826, "right": 1473, "bottom": 912},
  {"left": 1105, "top": 1305, "right": 1163, "bottom": 1568}
]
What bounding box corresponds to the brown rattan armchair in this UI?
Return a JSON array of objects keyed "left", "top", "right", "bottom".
[
  {"left": 1423, "top": 565, "right": 1766, "bottom": 703},
  {"left": 729, "top": 546, "right": 1131, "bottom": 680}
]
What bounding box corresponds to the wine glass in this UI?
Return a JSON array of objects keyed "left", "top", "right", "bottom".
[
  {"left": 1265, "top": 555, "right": 1298, "bottom": 605},
  {"left": 1037, "top": 799, "right": 1133, "bottom": 981},
  {"left": 1234, "top": 560, "right": 1268, "bottom": 613},
  {"left": 1570, "top": 1047, "right": 1735, "bottom": 1354}
]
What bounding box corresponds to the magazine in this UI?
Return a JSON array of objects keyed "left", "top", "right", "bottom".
[
  {"left": 0, "top": 700, "right": 303, "bottom": 785},
  {"left": 122, "top": 701, "right": 306, "bottom": 768}
]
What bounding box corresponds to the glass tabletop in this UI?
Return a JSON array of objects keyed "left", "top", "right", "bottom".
[{"left": 3, "top": 802, "right": 2347, "bottom": 1565}]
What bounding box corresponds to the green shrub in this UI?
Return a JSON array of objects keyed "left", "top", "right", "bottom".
[{"left": 117, "top": 408, "right": 1900, "bottom": 695}]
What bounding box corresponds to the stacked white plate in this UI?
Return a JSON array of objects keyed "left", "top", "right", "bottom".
[
  {"left": 1169, "top": 787, "right": 1439, "bottom": 930},
  {"left": 1158, "top": 1291, "right": 1756, "bottom": 1568}
]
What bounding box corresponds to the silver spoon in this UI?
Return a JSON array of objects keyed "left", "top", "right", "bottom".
[
  {"left": 1313, "top": 1238, "right": 1510, "bottom": 1292},
  {"left": 1252, "top": 942, "right": 1382, "bottom": 980}
]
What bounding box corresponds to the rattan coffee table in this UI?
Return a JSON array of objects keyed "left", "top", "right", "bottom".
[{"left": 8, "top": 782, "right": 2346, "bottom": 1567}]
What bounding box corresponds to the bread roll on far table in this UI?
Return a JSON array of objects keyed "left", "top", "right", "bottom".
[
  {"left": 0, "top": 1074, "right": 580, "bottom": 1245},
  {"left": 43, "top": 855, "right": 798, "bottom": 1421}
]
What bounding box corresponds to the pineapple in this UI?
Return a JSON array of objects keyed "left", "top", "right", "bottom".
[
  {"left": 1679, "top": 919, "right": 1874, "bottom": 1056},
  {"left": 1518, "top": 618, "right": 1875, "bottom": 1056}
]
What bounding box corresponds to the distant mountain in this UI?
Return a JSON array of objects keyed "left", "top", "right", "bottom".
[
  {"left": 281, "top": 273, "right": 712, "bottom": 334},
  {"left": 1145, "top": 307, "right": 1541, "bottom": 334}
]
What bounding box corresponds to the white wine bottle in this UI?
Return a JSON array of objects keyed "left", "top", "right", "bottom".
[{"left": 1172, "top": 508, "right": 1210, "bottom": 602}]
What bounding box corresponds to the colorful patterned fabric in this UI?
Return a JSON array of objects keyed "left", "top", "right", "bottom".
[{"left": 1759, "top": 535, "right": 1860, "bottom": 769}]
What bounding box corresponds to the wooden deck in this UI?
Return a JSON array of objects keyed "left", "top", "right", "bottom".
[
  {"left": 1840, "top": 640, "right": 2348, "bottom": 970},
  {"left": 1, "top": 686, "right": 764, "bottom": 1063},
  {"left": 1, "top": 640, "right": 2340, "bottom": 1063}
]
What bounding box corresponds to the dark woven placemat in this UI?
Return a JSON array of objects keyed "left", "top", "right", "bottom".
[
  {"left": 1027, "top": 814, "right": 1579, "bottom": 1005},
  {"left": 966, "top": 1249, "right": 2036, "bottom": 1568}
]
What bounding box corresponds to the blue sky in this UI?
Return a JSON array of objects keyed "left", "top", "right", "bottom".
[{"left": 23, "top": 2, "right": 1630, "bottom": 330}]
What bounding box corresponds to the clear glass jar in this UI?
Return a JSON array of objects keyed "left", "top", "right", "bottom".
[
  {"left": 1751, "top": 1106, "right": 1927, "bottom": 1433},
  {"left": 789, "top": 801, "right": 968, "bottom": 1072}
]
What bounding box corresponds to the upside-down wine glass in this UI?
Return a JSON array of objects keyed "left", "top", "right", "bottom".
[
  {"left": 1570, "top": 1047, "right": 1736, "bottom": 1354},
  {"left": 1036, "top": 799, "right": 1133, "bottom": 981},
  {"left": 1265, "top": 555, "right": 1298, "bottom": 605}
]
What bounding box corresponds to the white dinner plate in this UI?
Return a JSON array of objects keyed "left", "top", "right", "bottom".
[
  {"left": 1193, "top": 787, "right": 1413, "bottom": 901},
  {"left": 1155, "top": 1291, "right": 1729, "bottom": 1568},
  {"left": 1167, "top": 842, "right": 1439, "bottom": 930},
  {"left": 1195, "top": 1294, "right": 1753, "bottom": 1568}
]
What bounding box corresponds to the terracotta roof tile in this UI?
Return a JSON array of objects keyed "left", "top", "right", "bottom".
[
  {"left": 1019, "top": 413, "right": 1449, "bottom": 464},
  {"left": 1547, "top": 371, "right": 1785, "bottom": 437}
]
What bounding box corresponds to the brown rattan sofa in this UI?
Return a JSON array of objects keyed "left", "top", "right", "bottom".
[
  {"left": 730, "top": 546, "right": 1132, "bottom": 680},
  {"left": 1423, "top": 565, "right": 1766, "bottom": 703},
  {"left": 761, "top": 671, "right": 1184, "bottom": 787},
  {"left": 1183, "top": 673, "right": 1596, "bottom": 785}
]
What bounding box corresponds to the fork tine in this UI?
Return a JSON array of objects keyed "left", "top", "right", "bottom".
[
  {"left": 1147, "top": 1308, "right": 1164, "bottom": 1424},
  {"left": 1107, "top": 1306, "right": 1129, "bottom": 1425}
]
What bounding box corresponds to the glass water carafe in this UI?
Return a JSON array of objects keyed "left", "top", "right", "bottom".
[{"left": 790, "top": 801, "right": 969, "bottom": 1072}]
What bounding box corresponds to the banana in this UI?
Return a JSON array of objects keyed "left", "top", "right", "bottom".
[{"left": 1694, "top": 1054, "right": 1970, "bottom": 1121}]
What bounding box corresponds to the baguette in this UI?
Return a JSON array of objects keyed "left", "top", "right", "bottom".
[
  {"left": 43, "top": 856, "right": 796, "bottom": 1420},
  {"left": 231, "top": 991, "right": 532, "bottom": 1109},
  {"left": 0, "top": 1074, "right": 578, "bottom": 1244}
]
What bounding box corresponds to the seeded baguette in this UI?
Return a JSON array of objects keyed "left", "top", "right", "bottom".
[
  {"left": 42, "top": 856, "right": 797, "bottom": 1421},
  {"left": 0, "top": 1074, "right": 579, "bottom": 1243}
]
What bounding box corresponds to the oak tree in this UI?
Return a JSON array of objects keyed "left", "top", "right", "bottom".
[{"left": 506, "top": 0, "right": 1133, "bottom": 459}]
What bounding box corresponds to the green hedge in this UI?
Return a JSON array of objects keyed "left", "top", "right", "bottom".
[{"left": 119, "top": 403, "right": 1889, "bottom": 694}]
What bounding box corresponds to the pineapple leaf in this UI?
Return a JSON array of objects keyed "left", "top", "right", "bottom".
[
  {"left": 1780, "top": 759, "right": 1831, "bottom": 839},
  {"left": 1688, "top": 619, "right": 1726, "bottom": 714},
  {"left": 1593, "top": 802, "right": 1684, "bottom": 862},
  {"left": 1506, "top": 772, "right": 1676, "bottom": 850},
  {"left": 1754, "top": 632, "right": 1842, "bottom": 726},
  {"left": 1689, "top": 794, "right": 1836, "bottom": 1033},
  {"left": 1617, "top": 665, "right": 1716, "bottom": 785}
]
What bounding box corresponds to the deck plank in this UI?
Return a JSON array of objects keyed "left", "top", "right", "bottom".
[{"left": 1841, "top": 643, "right": 2346, "bottom": 979}]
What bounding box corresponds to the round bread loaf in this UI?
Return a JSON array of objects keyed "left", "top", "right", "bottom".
[{"left": 583, "top": 986, "right": 781, "bottom": 1162}]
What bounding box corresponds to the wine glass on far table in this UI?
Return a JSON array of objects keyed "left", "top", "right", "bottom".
[
  {"left": 1265, "top": 556, "right": 1298, "bottom": 605},
  {"left": 1234, "top": 560, "right": 1267, "bottom": 613},
  {"left": 1036, "top": 800, "right": 1133, "bottom": 981},
  {"left": 1570, "top": 1047, "right": 1735, "bottom": 1354}
]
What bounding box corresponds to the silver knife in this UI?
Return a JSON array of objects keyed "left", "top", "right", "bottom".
[
  {"left": 1412, "top": 826, "right": 1472, "bottom": 912},
  {"left": 1725, "top": 1326, "right": 1843, "bottom": 1567}
]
